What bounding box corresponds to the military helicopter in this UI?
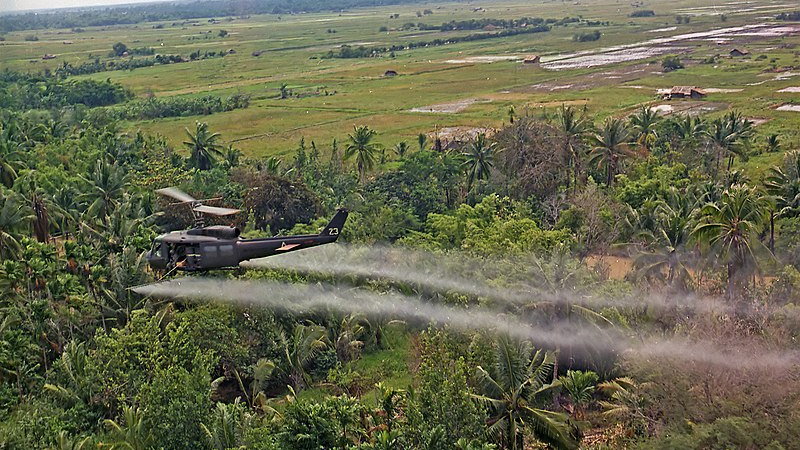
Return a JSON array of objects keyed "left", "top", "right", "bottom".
[{"left": 146, "top": 187, "right": 348, "bottom": 272}]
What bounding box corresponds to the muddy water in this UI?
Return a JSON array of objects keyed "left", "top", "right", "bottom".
[{"left": 540, "top": 23, "right": 798, "bottom": 70}]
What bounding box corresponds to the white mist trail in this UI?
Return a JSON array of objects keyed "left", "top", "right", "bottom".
[
  {"left": 242, "top": 244, "right": 754, "bottom": 318},
  {"left": 134, "top": 278, "right": 800, "bottom": 370}
]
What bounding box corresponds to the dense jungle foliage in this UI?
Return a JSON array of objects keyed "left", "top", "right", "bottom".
[{"left": 1, "top": 71, "right": 800, "bottom": 450}]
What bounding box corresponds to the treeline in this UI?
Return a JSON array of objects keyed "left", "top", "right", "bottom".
[
  {"left": 0, "top": 0, "right": 430, "bottom": 32},
  {"left": 324, "top": 24, "right": 552, "bottom": 58},
  {"left": 53, "top": 52, "right": 224, "bottom": 77},
  {"left": 434, "top": 16, "right": 546, "bottom": 31},
  {"left": 0, "top": 71, "right": 131, "bottom": 109},
  {"left": 88, "top": 93, "right": 251, "bottom": 122}
]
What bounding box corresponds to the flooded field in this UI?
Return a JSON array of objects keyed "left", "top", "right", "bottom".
[
  {"left": 541, "top": 46, "right": 686, "bottom": 70},
  {"left": 776, "top": 104, "right": 800, "bottom": 112}
]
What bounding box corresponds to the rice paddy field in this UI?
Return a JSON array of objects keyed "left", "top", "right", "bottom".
[{"left": 1, "top": 0, "right": 799, "bottom": 167}]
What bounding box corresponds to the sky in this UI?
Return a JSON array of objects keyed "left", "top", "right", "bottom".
[{"left": 1, "top": 0, "right": 163, "bottom": 13}]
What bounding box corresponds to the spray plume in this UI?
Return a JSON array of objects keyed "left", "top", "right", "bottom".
[
  {"left": 134, "top": 277, "right": 800, "bottom": 369},
  {"left": 241, "top": 244, "right": 765, "bottom": 318}
]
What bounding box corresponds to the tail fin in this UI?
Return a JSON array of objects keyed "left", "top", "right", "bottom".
[{"left": 321, "top": 208, "right": 348, "bottom": 239}]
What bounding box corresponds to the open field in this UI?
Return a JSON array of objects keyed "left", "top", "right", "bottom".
[{"left": 1, "top": 0, "right": 799, "bottom": 162}]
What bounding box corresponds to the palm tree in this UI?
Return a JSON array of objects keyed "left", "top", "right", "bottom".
[
  {"left": 472, "top": 337, "right": 580, "bottom": 450},
  {"left": 628, "top": 106, "right": 660, "bottom": 151},
  {"left": 270, "top": 323, "right": 328, "bottom": 391},
  {"left": 393, "top": 141, "right": 409, "bottom": 159},
  {"left": 104, "top": 406, "right": 153, "bottom": 450},
  {"left": 587, "top": 118, "right": 634, "bottom": 187},
  {"left": 633, "top": 190, "right": 697, "bottom": 289},
  {"left": 764, "top": 151, "right": 800, "bottom": 252},
  {"left": 692, "top": 184, "right": 770, "bottom": 298},
  {"left": 671, "top": 114, "right": 706, "bottom": 143},
  {"left": 201, "top": 399, "right": 246, "bottom": 450},
  {"left": 765, "top": 134, "right": 780, "bottom": 153},
  {"left": 79, "top": 159, "right": 129, "bottom": 224},
  {"left": 0, "top": 139, "right": 23, "bottom": 188},
  {"left": 345, "top": 125, "right": 379, "bottom": 182},
  {"left": 558, "top": 370, "right": 598, "bottom": 417},
  {"left": 553, "top": 105, "right": 592, "bottom": 192},
  {"left": 0, "top": 190, "right": 32, "bottom": 259},
  {"left": 462, "top": 133, "right": 496, "bottom": 191},
  {"left": 222, "top": 145, "right": 243, "bottom": 169},
  {"left": 329, "top": 313, "right": 370, "bottom": 363},
  {"left": 417, "top": 133, "right": 428, "bottom": 151},
  {"left": 184, "top": 122, "right": 224, "bottom": 170},
  {"left": 706, "top": 112, "right": 753, "bottom": 178},
  {"left": 597, "top": 377, "right": 652, "bottom": 429},
  {"left": 508, "top": 105, "right": 516, "bottom": 124}
]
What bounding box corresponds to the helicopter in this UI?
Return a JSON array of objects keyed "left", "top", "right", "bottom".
[{"left": 146, "top": 187, "right": 348, "bottom": 272}]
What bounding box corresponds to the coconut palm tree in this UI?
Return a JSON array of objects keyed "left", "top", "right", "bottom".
[
  {"left": 345, "top": 125, "right": 379, "bottom": 182},
  {"left": 104, "top": 406, "right": 153, "bottom": 450},
  {"left": 417, "top": 133, "right": 428, "bottom": 151},
  {"left": 462, "top": 133, "right": 497, "bottom": 191},
  {"left": 79, "top": 159, "right": 129, "bottom": 224},
  {"left": 706, "top": 112, "right": 753, "bottom": 178},
  {"left": 692, "top": 184, "right": 770, "bottom": 298},
  {"left": 222, "top": 145, "right": 243, "bottom": 169},
  {"left": 472, "top": 337, "right": 580, "bottom": 450},
  {"left": 671, "top": 114, "right": 707, "bottom": 143},
  {"left": 553, "top": 105, "right": 591, "bottom": 192},
  {"left": 558, "top": 370, "right": 598, "bottom": 417},
  {"left": 270, "top": 323, "right": 328, "bottom": 391},
  {"left": 633, "top": 195, "right": 696, "bottom": 290},
  {"left": 597, "top": 377, "right": 652, "bottom": 429},
  {"left": 0, "top": 139, "right": 23, "bottom": 188},
  {"left": 328, "top": 313, "right": 370, "bottom": 363},
  {"left": 393, "top": 141, "right": 409, "bottom": 160},
  {"left": 0, "top": 190, "right": 32, "bottom": 259},
  {"left": 184, "top": 122, "right": 224, "bottom": 170},
  {"left": 765, "top": 134, "right": 780, "bottom": 153},
  {"left": 587, "top": 118, "right": 634, "bottom": 187},
  {"left": 764, "top": 150, "right": 800, "bottom": 252},
  {"left": 628, "top": 106, "right": 660, "bottom": 151}
]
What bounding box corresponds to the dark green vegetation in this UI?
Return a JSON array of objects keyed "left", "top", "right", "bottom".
[
  {"left": 2, "top": 0, "right": 800, "bottom": 448},
  {"left": 2, "top": 61, "right": 800, "bottom": 447},
  {"left": 0, "top": 0, "right": 432, "bottom": 32}
]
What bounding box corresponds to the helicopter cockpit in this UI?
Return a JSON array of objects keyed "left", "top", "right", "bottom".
[{"left": 147, "top": 238, "right": 168, "bottom": 270}]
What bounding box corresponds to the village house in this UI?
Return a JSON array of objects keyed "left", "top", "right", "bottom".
[
  {"left": 729, "top": 48, "right": 750, "bottom": 57},
  {"left": 42, "top": 54, "right": 56, "bottom": 60},
  {"left": 659, "top": 86, "right": 707, "bottom": 100},
  {"left": 523, "top": 55, "right": 541, "bottom": 64},
  {"left": 384, "top": 69, "right": 398, "bottom": 77}
]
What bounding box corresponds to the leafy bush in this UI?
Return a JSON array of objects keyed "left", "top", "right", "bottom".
[
  {"left": 630, "top": 9, "right": 655, "bottom": 17},
  {"left": 573, "top": 30, "right": 601, "bottom": 42}
]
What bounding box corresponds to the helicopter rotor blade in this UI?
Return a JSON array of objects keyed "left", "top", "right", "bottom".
[
  {"left": 193, "top": 205, "right": 241, "bottom": 216},
  {"left": 156, "top": 187, "right": 196, "bottom": 203}
]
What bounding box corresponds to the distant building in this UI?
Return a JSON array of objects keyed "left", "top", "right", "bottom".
[
  {"left": 523, "top": 55, "right": 541, "bottom": 64},
  {"left": 62, "top": 40, "right": 73, "bottom": 44},
  {"left": 384, "top": 70, "right": 398, "bottom": 77},
  {"left": 729, "top": 48, "right": 750, "bottom": 57},
  {"left": 227, "top": 48, "right": 236, "bottom": 54},
  {"left": 252, "top": 50, "right": 263, "bottom": 57},
  {"left": 42, "top": 54, "right": 56, "bottom": 60},
  {"left": 660, "top": 86, "right": 707, "bottom": 99}
]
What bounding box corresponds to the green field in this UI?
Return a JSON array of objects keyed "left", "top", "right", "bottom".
[{"left": 2, "top": 0, "right": 799, "bottom": 160}]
